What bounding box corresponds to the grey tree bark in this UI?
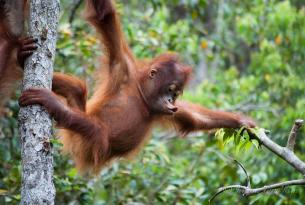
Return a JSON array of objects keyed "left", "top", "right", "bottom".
[{"left": 18, "top": 0, "right": 60, "bottom": 204}]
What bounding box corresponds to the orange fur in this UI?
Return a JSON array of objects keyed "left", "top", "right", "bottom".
[
  {"left": 18, "top": 0, "right": 256, "bottom": 175},
  {"left": 0, "top": 0, "right": 26, "bottom": 115}
]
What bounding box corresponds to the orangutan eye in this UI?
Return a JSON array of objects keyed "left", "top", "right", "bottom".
[
  {"left": 173, "top": 90, "right": 181, "bottom": 98},
  {"left": 168, "top": 84, "right": 177, "bottom": 92}
]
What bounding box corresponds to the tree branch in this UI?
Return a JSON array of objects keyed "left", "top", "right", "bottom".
[
  {"left": 287, "top": 119, "right": 304, "bottom": 151},
  {"left": 253, "top": 127, "right": 305, "bottom": 175},
  {"left": 210, "top": 179, "right": 305, "bottom": 202},
  {"left": 210, "top": 119, "right": 305, "bottom": 203},
  {"left": 234, "top": 159, "right": 251, "bottom": 188}
]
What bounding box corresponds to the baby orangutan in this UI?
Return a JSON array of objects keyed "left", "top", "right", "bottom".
[{"left": 18, "top": 0, "right": 256, "bottom": 174}]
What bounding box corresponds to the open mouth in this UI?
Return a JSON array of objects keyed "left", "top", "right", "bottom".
[{"left": 165, "top": 99, "right": 178, "bottom": 114}]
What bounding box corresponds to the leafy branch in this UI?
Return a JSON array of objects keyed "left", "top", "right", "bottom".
[{"left": 210, "top": 119, "right": 305, "bottom": 202}]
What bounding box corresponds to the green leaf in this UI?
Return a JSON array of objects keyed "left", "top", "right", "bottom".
[
  {"left": 251, "top": 139, "right": 260, "bottom": 149},
  {"left": 235, "top": 126, "right": 245, "bottom": 145},
  {"left": 223, "top": 128, "right": 236, "bottom": 144}
]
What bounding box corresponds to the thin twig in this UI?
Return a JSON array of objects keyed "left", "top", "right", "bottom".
[
  {"left": 209, "top": 185, "right": 247, "bottom": 202},
  {"left": 242, "top": 179, "right": 305, "bottom": 196},
  {"left": 287, "top": 119, "right": 304, "bottom": 151},
  {"left": 209, "top": 159, "right": 252, "bottom": 203},
  {"left": 69, "top": 0, "right": 83, "bottom": 24},
  {"left": 209, "top": 179, "right": 305, "bottom": 202},
  {"left": 234, "top": 159, "right": 251, "bottom": 188}
]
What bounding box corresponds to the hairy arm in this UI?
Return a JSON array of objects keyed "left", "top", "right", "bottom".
[
  {"left": 166, "top": 101, "right": 256, "bottom": 136},
  {"left": 19, "top": 88, "right": 110, "bottom": 165},
  {"left": 85, "top": 0, "right": 133, "bottom": 69},
  {"left": 85, "top": 0, "right": 136, "bottom": 94},
  {"left": 0, "top": 0, "right": 30, "bottom": 73},
  {"left": 19, "top": 88, "right": 101, "bottom": 138},
  {"left": 52, "top": 73, "right": 87, "bottom": 111},
  {"left": 0, "top": 40, "right": 13, "bottom": 75}
]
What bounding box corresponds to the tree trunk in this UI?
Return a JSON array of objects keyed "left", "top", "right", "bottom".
[{"left": 18, "top": 0, "right": 60, "bottom": 204}]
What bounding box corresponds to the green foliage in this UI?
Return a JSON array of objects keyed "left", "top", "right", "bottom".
[{"left": 0, "top": 0, "right": 304, "bottom": 204}]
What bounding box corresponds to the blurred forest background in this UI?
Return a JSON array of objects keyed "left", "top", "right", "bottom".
[{"left": 0, "top": 0, "right": 304, "bottom": 204}]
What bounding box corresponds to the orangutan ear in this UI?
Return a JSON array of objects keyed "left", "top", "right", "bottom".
[{"left": 149, "top": 69, "right": 157, "bottom": 79}]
